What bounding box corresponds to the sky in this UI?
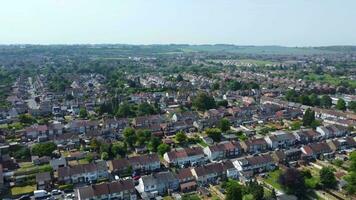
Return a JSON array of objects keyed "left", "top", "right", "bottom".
[{"left": 0, "top": 0, "right": 356, "bottom": 46}]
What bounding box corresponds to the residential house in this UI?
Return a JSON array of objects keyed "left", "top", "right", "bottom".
[
  {"left": 76, "top": 179, "right": 137, "bottom": 200},
  {"left": 293, "top": 129, "right": 322, "bottom": 144},
  {"left": 327, "top": 137, "right": 356, "bottom": 152},
  {"left": 316, "top": 125, "right": 348, "bottom": 139},
  {"left": 272, "top": 148, "right": 302, "bottom": 165},
  {"left": 233, "top": 154, "right": 275, "bottom": 175},
  {"left": 264, "top": 131, "right": 296, "bottom": 149},
  {"left": 191, "top": 162, "right": 225, "bottom": 186},
  {"left": 240, "top": 138, "right": 268, "bottom": 154},
  {"left": 25, "top": 124, "right": 48, "bottom": 139},
  {"left": 108, "top": 158, "right": 131, "bottom": 176},
  {"left": 203, "top": 141, "right": 241, "bottom": 161},
  {"left": 163, "top": 147, "right": 206, "bottom": 167},
  {"left": 50, "top": 157, "right": 67, "bottom": 170},
  {"left": 176, "top": 168, "right": 196, "bottom": 192},
  {"left": 128, "top": 154, "right": 160, "bottom": 173},
  {"left": 136, "top": 171, "right": 179, "bottom": 196},
  {"left": 36, "top": 172, "right": 52, "bottom": 190},
  {"left": 57, "top": 161, "right": 108, "bottom": 184},
  {"left": 300, "top": 142, "right": 334, "bottom": 160}
]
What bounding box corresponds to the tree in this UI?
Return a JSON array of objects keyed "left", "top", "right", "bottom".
[
  {"left": 192, "top": 92, "right": 216, "bottom": 111},
  {"left": 175, "top": 131, "right": 187, "bottom": 144},
  {"left": 285, "top": 89, "right": 298, "bottom": 101},
  {"left": 218, "top": 118, "right": 231, "bottom": 132},
  {"left": 85, "top": 153, "right": 94, "bottom": 163},
  {"left": 345, "top": 151, "right": 356, "bottom": 194},
  {"left": 309, "top": 94, "right": 320, "bottom": 106},
  {"left": 12, "top": 147, "right": 31, "bottom": 160},
  {"left": 137, "top": 102, "right": 156, "bottom": 116},
  {"left": 101, "top": 152, "right": 109, "bottom": 160},
  {"left": 176, "top": 74, "right": 184, "bottom": 82},
  {"left": 79, "top": 107, "right": 88, "bottom": 118},
  {"left": 205, "top": 128, "right": 222, "bottom": 142},
  {"left": 245, "top": 180, "right": 264, "bottom": 200},
  {"left": 225, "top": 180, "right": 243, "bottom": 200},
  {"left": 111, "top": 142, "right": 127, "bottom": 158},
  {"left": 157, "top": 143, "right": 170, "bottom": 156},
  {"left": 31, "top": 142, "right": 56, "bottom": 157},
  {"left": 116, "top": 102, "right": 134, "bottom": 117},
  {"left": 123, "top": 127, "right": 137, "bottom": 148},
  {"left": 227, "top": 80, "right": 242, "bottom": 91},
  {"left": 90, "top": 138, "right": 101, "bottom": 152},
  {"left": 319, "top": 167, "right": 337, "bottom": 189},
  {"left": 212, "top": 82, "right": 220, "bottom": 90},
  {"left": 348, "top": 101, "right": 356, "bottom": 113},
  {"left": 299, "top": 95, "right": 311, "bottom": 106},
  {"left": 302, "top": 108, "right": 315, "bottom": 127},
  {"left": 278, "top": 168, "right": 306, "bottom": 197},
  {"left": 336, "top": 98, "right": 346, "bottom": 111},
  {"left": 147, "top": 136, "right": 161, "bottom": 152},
  {"left": 270, "top": 188, "right": 277, "bottom": 200},
  {"left": 18, "top": 114, "right": 36, "bottom": 124},
  {"left": 136, "top": 129, "right": 151, "bottom": 146},
  {"left": 217, "top": 100, "right": 228, "bottom": 107},
  {"left": 242, "top": 194, "right": 254, "bottom": 200},
  {"left": 320, "top": 95, "right": 332, "bottom": 108}
]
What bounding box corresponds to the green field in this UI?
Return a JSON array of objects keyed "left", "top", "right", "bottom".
[
  {"left": 264, "top": 169, "right": 283, "bottom": 191},
  {"left": 11, "top": 185, "right": 36, "bottom": 196}
]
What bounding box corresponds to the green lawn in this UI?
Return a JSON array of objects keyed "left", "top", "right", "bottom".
[
  {"left": 15, "top": 163, "right": 52, "bottom": 176},
  {"left": 264, "top": 169, "right": 283, "bottom": 191},
  {"left": 11, "top": 185, "right": 36, "bottom": 196}
]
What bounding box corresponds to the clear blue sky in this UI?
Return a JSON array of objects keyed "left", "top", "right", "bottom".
[{"left": 1, "top": 0, "right": 356, "bottom": 46}]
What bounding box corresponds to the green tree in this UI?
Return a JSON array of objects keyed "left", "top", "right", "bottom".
[
  {"left": 320, "top": 95, "right": 332, "bottom": 108},
  {"left": 137, "top": 102, "right": 156, "bottom": 116},
  {"left": 123, "top": 127, "right": 137, "bottom": 148},
  {"left": 12, "top": 147, "right": 31, "bottom": 160},
  {"left": 205, "top": 128, "right": 222, "bottom": 142},
  {"left": 79, "top": 107, "right": 88, "bottom": 118},
  {"left": 31, "top": 142, "right": 56, "bottom": 157},
  {"left": 336, "top": 98, "right": 346, "bottom": 111},
  {"left": 111, "top": 142, "right": 127, "bottom": 158},
  {"left": 85, "top": 153, "right": 94, "bottom": 163},
  {"left": 192, "top": 92, "right": 216, "bottom": 111},
  {"left": 309, "top": 94, "right": 320, "bottom": 106},
  {"left": 279, "top": 168, "right": 306, "bottom": 197},
  {"left": 319, "top": 167, "right": 337, "bottom": 189},
  {"left": 302, "top": 108, "right": 315, "bottom": 127},
  {"left": 299, "top": 95, "right": 311, "bottom": 105},
  {"left": 217, "top": 100, "right": 228, "bottom": 107},
  {"left": 136, "top": 129, "right": 151, "bottom": 146},
  {"left": 245, "top": 180, "right": 264, "bottom": 200},
  {"left": 348, "top": 101, "right": 356, "bottom": 113},
  {"left": 285, "top": 89, "right": 298, "bottom": 101},
  {"left": 147, "top": 136, "right": 161, "bottom": 152},
  {"left": 18, "top": 114, "right": 36, "bottom": 124},
  {"left": 101, "top": 152, "right": 109, "bottom": 160},
  {"left": 175, "top": 131, "right": 187, "bottom": 144},
  {"left": 218, "top": 118, "right": 231, "bottom": 132},
  {"left": 157, "top": 143, "right": 170, "bottom": 156},
  {"left": 225, "top": 180, "right": 243, "bottom": 200},
  {"left": 90, "top": 138, "right": 101, "bottom": 152},
  {"left": 227, "top": 80, "right": 242, "bottom": 91},
  {"left": 270, "top": 188, "right": 277, "bottom": 200},
  {"left": 116, "top": 102, "right": 134, "bottom": 117},
  {"left": 212, "top": 82, "right": 220, "bottom": 90},
  {"left": 176, "top": 74, "right": 184, "bottom": 82}
]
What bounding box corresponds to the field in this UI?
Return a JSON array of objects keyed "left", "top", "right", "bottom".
[
  {"left": 11, "top": 185, "right": 36, "bottom": 196},
  {"left": 263, "top": 169, "right": 283, "bottom": 191}
]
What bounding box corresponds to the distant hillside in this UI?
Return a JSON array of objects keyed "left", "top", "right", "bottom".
[{"left": 178, "top": 44, "right": 356, "bottom": 55}]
